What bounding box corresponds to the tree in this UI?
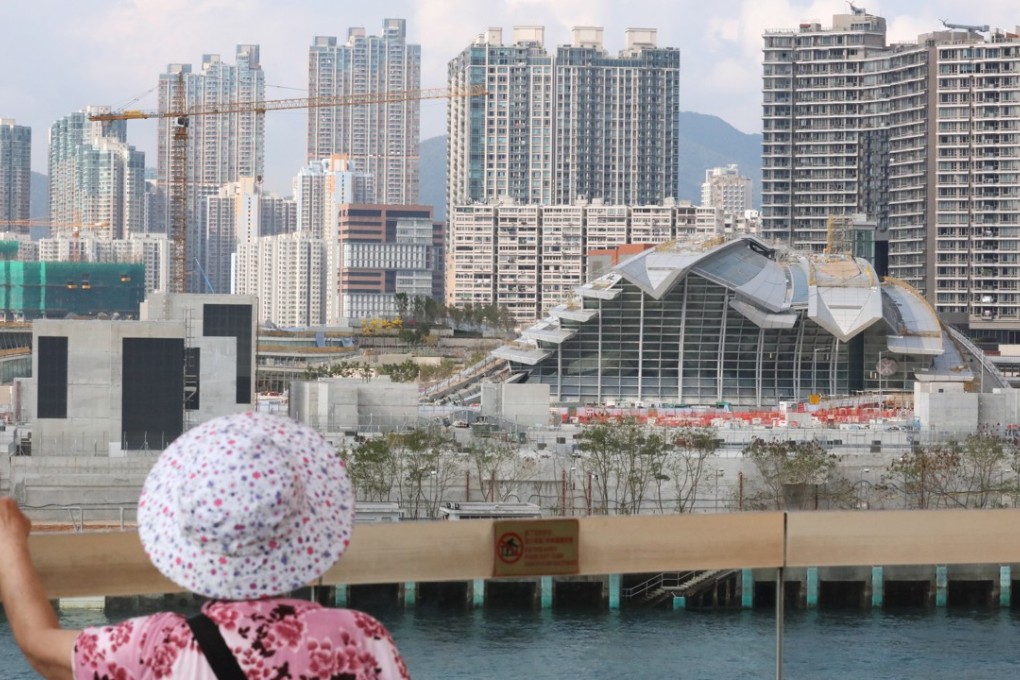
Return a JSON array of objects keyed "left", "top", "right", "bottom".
[
  {"left": 378, "top": 359, "right": 420, "bottom": 383},
  {"left": 394, "top": 292, "right": 410, "bottom": 318},
  {"left": 463, "top": 436, "right": 533, "bottom": 503},
  {"left": 392, "top": 426, "right": 458, "bottom": 519},
  {"left": 882, "top": 429, "right": 1016, "bottom": 509},
  {"left": 661, "top": 427, "right": 718, "bottom": 513},
  {"left": 576, "top": 417, "right": 670, "bottom": 515},
  {"left": 342, "top": 437, "right": 398, "bottom": 502},
  {"left": 742, "top": 438, "right": 842, "bottom": 510}
]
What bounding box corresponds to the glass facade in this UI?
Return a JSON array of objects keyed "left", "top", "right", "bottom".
[{"left": 510, "top": 271, "right": 924, "bottom": 407}]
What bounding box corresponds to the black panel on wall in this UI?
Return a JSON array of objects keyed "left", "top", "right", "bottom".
[
  {"left": 184, "top": 347, "right": 200, "bottom": 411},
  {"left": 122, "top": 338, "right": 184, "bottom": 450},
  {"left": 37, "top": 336, "right": 68, "bottom": 419},
  {"left": 203, "top": 303, "right": 252, "bottom": 404}
]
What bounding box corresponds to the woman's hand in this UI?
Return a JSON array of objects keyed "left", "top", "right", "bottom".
[
  {"left": 0, "top": 497, "right": 32, "bottom": 550},
  {"left": 0, "top": 497, "right": 78, "bottom": 680}
]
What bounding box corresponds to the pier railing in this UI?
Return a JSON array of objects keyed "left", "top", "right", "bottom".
[{"left": 11, "top": 509, "right": 1020, "bottom": 600}]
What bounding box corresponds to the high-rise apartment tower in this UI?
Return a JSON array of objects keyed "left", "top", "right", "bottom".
[
  {"left": 447, "top": 26, "right": 680, "bottom": 215},
  {"left": 0, "top": 119, "right": 31, "bottom": 223},
  {"left": 308, "top": 19, "right": 421, "bottom": 205},
  {"left": 763, "top": 9, "right": 1020, "bottom": 340},
  {"left": 157, "top": 45, "right": 265, "bottom": 292},
  {"left": 49, "top": 108, "right": 145, "bottom": 240}
]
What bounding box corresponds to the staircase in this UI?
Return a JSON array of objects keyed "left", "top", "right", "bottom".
[
  {"left": 624, "top": 569, "right": 737, "bottom": 607},
  {"left": 420, "top": 356, "right": 510, "bottom": 403}
]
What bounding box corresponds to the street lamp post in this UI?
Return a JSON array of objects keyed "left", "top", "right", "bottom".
[
  {"left": 714, "top": 468, "right": 725, "bottom": 512},
  {"left": 858, "top": 468, "right": 870, "bottom": 509}
]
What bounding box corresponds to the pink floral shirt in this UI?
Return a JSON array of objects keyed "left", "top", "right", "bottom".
[{"left": 72, "top": 598, "right": 410, "bottom": 679}]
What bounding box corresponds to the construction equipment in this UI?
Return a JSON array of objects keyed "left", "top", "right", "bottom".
[{"left": 89, "top": 83, "right": 487, "bottom": 293}]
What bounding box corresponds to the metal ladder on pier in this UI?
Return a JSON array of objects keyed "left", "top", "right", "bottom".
[{"left": 624, "top": 570, "right": 737, "bottom": 607}]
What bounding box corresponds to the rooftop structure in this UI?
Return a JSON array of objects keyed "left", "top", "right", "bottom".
[{"left": 494, "top": 236, "right": 987, "bottom": 406}]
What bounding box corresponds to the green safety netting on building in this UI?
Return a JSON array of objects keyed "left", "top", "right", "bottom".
[
  {"left": 0, "top": 261, "right": 145, "bottom": 320},
  {"left": 0, "top": 241, "right": 21, "bottom": 260}
]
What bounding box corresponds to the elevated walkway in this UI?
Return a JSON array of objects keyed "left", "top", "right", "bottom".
[{"left": 419, "top": 355, "right": 510, "bottom": 403}]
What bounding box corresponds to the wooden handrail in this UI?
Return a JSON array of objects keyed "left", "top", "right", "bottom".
[{"left": 12, "top": 509, "right": 1020, "bottom": 600}]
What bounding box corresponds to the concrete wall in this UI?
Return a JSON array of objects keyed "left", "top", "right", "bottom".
[
  {"left": 31, "top": 319, "right": 185, "bottom": 457},
  {"left": 195, "top": 336, "right": 242, "bottom": 422},
  {"left": 5, "top": 454, "right": 157, "bottom": 521},
  {"left": 142, "top": 292, "right": 258, "bottom": 407},
  {"left": 356, "top": 379, "right": 419, "bottom": 430},
  {"left": 491, "top": 383, "right": 551, "bottom": 426},
  {"left": 290, "top": 377, "right": 418, "bottom": 433},
  {"left": 916, "top": 382, "right": 1020, "bottom": 432},
  {"left": 979, "top": 389, "right": 1020, "bottom": 429},
  {"left": 914, "top": 382, "right": 979, "bottom": 433}
]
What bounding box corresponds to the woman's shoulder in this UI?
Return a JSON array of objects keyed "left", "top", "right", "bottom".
[{"left": 204, "top": 598, "right": 387, "bottom": 629}]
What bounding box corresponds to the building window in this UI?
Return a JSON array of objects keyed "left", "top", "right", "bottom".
[
  {"left": 37, "top": 336, "right": 68, "bottom": 419},
  {"left": 122, "top": 338, "right": 184, "bottom": 450}
]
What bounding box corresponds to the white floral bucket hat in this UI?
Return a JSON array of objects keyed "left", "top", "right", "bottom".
[{"left": 138, "top": 412, "right": 354, "bottom": 600}]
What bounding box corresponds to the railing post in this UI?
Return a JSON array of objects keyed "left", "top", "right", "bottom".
[{"left": 776, "top": 566, "right": 785, "bottom": 680}]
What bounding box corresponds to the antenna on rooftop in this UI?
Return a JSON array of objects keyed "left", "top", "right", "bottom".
[{"left": 940, "top": 18, "right": 991, "bottom": 32}]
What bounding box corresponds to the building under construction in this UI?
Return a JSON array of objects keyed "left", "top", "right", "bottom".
[{"left": 0, "top": 247, "right": 144, "bottom": 320}]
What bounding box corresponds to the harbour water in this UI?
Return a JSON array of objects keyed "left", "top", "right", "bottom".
[{"left": 3, "top": 604, "right": 1020, "bottom": 678}]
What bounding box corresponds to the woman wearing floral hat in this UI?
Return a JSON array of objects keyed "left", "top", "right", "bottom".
[{"left": 0, "top": 412, "right": 410, "bottom": 679}]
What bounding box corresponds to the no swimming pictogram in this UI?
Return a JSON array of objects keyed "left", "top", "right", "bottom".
[{"left": 496, "top": 531, "right": 524, "bottom": 564}]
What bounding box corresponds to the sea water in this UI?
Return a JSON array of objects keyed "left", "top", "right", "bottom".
[{"left": 3, "top": 605, "right": 1020, "bottom": 678}]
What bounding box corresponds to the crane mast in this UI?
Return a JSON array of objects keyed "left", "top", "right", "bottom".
[{"left": 89, "top": 84, "right": 487, "bottom": 292}]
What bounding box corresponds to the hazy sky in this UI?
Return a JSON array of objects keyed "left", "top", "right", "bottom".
[{"left": 3, "top": 0, "right": 1018, "bottom": 194}]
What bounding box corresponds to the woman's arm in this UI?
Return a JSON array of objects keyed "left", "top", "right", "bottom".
[{"left": 0, "top": 497, "right": 80, "bottom": 680}]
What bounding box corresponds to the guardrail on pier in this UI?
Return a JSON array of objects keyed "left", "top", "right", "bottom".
[{"left": 13, "top": 509, "right": 1020, "bottom": 599}]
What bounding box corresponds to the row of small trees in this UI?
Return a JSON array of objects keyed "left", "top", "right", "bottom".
[
  {"left": 339, "top": 420, "right": 1020, "bottom": 518},
  {"left": 393, "top": 293, "right": 518, "bottom": 337},
  {"left": 342, "top": 426, "right": 533, "bottom": 520},
  {"left": 302, "top": 358, "right": 457, "bottom": 383}
]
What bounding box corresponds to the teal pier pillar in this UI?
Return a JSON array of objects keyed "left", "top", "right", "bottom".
[
  {"left": 608, "top": 574, "right": 621, "bottom": 610},
  {"left": 673, "top": 595, "right": 686, "bottom": 610},
  {"left": 806, "top": 568, "right": 819, "bottom": 608},
  {"left": 404, "top": 582, "right": 416, "bottom": 608},
  {"left": 335, "top": 584, "right": 348, "bottom": 607},
  {"left": 935, "top": 566, "right": 948, "bottom": 607},
  {"left": 1001, "top": 566, "right": 1011, "bottom": 608},
  {"left": 541, "top": 576, "right": 553, "bottom": 609},
  {"left": 870, "top": 567, "right": 883, "bottom": 608},
  {"left": 473, "top": 579, "right": 485, "bottom": 608},
  {"left": 741, "top": 569, "right": 754, "bottom": 609}
]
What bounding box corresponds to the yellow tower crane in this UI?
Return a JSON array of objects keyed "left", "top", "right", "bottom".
[{"left": 89, "top": 82, "right": 487, "bottom": 293}]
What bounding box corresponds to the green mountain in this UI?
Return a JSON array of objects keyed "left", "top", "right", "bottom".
[
  {"left": 417, "top": 112, "right": 762, "bottom": 217},
  {"left": 30, "top": 171, "right": 48, "bottom": 219},
  {"left": 678, "top": 111, "right": 761, "bottom": 207}
]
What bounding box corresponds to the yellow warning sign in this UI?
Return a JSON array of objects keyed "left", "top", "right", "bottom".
[{"left": 493, "top": 519, "right": 580, "bottom": 577}]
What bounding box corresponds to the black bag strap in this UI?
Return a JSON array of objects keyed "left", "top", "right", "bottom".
[{"left": 186, "top": 612, "right": 247, "bottom": 680}]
